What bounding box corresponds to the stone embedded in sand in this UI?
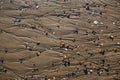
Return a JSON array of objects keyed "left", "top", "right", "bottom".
[
  {"left": 93, "top": 20, "right": 99, "bottom": 24},
  {"left": 53, "top": 32, "right": 55, "bottom": 34},
  {"left": 113, "top": 22, "right": 116, "bottom": 25},
  {"left": 36, "top": 5, "right": 39, "bottom": 9}
]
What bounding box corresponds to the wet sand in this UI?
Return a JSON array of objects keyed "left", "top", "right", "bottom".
[{"left": 0, "top": 0, "right": 120, "bottom": 80}]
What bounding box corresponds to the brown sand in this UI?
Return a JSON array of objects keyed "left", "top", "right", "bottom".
[{"left": 0, "top": 0, "right": 120, "bottom": 80}]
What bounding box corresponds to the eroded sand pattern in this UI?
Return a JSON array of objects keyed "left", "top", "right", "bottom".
[{"left": 0, "top": 0, "right": 120, "bottom": 80}]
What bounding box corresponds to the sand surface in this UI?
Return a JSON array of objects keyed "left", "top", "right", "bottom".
[{"left": 0, "top": 0, "right": 120, "bottom": 80}]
